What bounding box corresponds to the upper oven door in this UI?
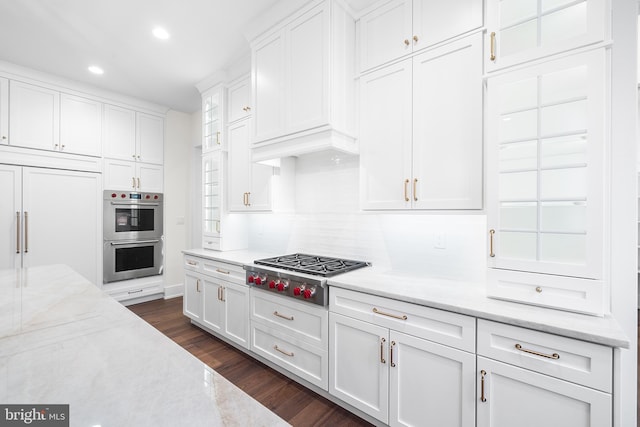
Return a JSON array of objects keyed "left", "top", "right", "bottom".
[{"left": 104, "top": 191, "right": 163, "bottom": 240}]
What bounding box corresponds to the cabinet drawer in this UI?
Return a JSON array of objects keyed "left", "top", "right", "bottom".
[
  {"left": 487, "top": 269, "right": 605, "bottom": 316},
  {"left": 330, "top": 287, "right": 475, "bottom": 352},
  {"left": 201, "top": 258, "right": 245, "bottom": 285},
  {"left": 183, "top": 255, "right": 202, "bottom": 272},
  {"left": 477, "top": 319, "right": 612, "bottom": 392},
  {"left": 251, "top": 321, "right": 328, "bottom": 390},
  {"left": 251, "top": 290, "right": 328, "bottom": 348},
  {"left": 202, "top": 237, "right": 220, "bottom": 251}
]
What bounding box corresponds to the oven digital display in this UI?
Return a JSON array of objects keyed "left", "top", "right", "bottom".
[{"left": 130, "top": 193, "right": 142, "bottom": 199}]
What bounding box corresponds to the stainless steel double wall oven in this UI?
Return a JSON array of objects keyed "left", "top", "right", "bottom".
[{"left": 103, "top": 190, "right": 164, "bottom": 283}]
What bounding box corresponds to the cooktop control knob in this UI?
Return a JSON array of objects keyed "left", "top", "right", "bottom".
[
  {"left": 303, "top": 287, "right": 316, "bottom": 299},
  {"left": 277, "top": 281, "right": 289, "bottom": 292},
  {"left": 269, "top": 280, "right": 277, "bottom": 289},
  {"left": 293, "top": 287, "right": 302, "bottom": 296},
  {"left": 254, "top": 275, "right": 264, "bottom": 285},
  {"left": 247, "top": 275, "right": 255, "bottom": 284}
]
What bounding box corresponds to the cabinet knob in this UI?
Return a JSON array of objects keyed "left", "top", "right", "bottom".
[
  {"left": 413, "top": 35, "right": 418, "bottom": 43},
  {"left": 404, "top": 39, "right": 410, "bottom": 46},
  {"left": 132, "top": 154, "right": 136, "bottom": 158},
  {"left": 1, "top": 136, "right": 6, "bottom": 140}
]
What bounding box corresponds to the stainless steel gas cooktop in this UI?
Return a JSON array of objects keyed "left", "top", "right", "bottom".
[{"left": 254, "top": 253, "right": 369, "bottom": 277}]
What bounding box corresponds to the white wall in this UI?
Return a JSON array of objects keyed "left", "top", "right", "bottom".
[{"left": 163, "top": 110, "right": 194, "bottom": 295}]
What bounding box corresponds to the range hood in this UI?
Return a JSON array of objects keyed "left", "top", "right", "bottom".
[{"left": 251, "top": 125, "right": 358, "bottom": 165}]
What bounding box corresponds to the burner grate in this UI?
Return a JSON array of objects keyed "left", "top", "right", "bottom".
[{"left": 254, "top": 253, "right": 369, "bottom": 277}]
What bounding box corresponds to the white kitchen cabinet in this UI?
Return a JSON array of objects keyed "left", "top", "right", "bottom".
[
  {"left": 360, "top": 33, "right": 482, "bottom": 210},
  {"left": 9, "top": 81, "right": 60, "bottom": 152},
  {"left": 183, "top": 254, "right": 250, "bottom": 349},
  {"left": 485, "top": 49, "right": 606, "bottom": 314},
  {"left": 358, "top": 0, "right": 482, "bottom": 72},
  {"left": 103, "top": 158, "right": 163, "bottom": 193},
  {"left": 227, "top": 76, "right": 251, "bottom": 124},
  {"left": 477, "top": 319, "right": 612, "bottom": 427},
  {"left": 0, "top": 77, "right": 8, "bottom": 144},
  {"left": 202, "top": 85, "right": 224, "bottom": 153},
  {"left": 228, "top": 118, "right": 273, "bottom": 211},
  {"left": 329, "top": 287, "right": 476, "bottom": 425},
  {"left": 60, "top": 93, "right": 102, "bottom": 157},
  {"left": 0, "top": 164, "right": 101, "bottom": 285},
  {"left": 485, "top": 0, "right": 607, "bottom": 72},
  {"left": 103, "top": 104, "right": 164, "bottom": 165},
  {"left": 250, "top": 0, "right": 356, "bottom": 161}
]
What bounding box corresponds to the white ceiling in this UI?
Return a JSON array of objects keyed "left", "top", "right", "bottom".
[{"left": 0, "top": 0, "right": 285, "bottom": 113}]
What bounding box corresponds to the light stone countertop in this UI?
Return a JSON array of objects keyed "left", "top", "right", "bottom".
[
  {"left": 181, "top": 248, "right": 629, "bottom": 349},
  {"left": 0, "top": 264, "right": 289, "bottom": 427}
]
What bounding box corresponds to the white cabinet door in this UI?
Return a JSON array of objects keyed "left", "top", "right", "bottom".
[
  {"left": 359, "top": 0, "right": 411, "bottom": 72},
  {"left": 202, "top": 277, "right": 224, "bottom": 334},
  {"left": 202, "top": 86, "right": 223, "bottom": 152},
  {"left": 22, "top": 167, "right": 100, "bottom": 285},
  {"left": 227, "top": 77, "right": 251, "bottom": 124},
  {"left": 0, "top": 165, "right": 21, "bottom": 270},
  {"left": 477, "top": 357, "right": 611, "bottom": 427},
  {"left": 359, "top": 59, "right": 412, "bottom": 210},
  {"left": 137, "top": 163, "right": 163, "bottom": 192},
  {"left": 389, "top": 331, "right": 475, "bottom": 427},
  {"left": 286, "top": 3, "right": 328, "bottom": 133},
  {"left": 103, "top": 104, "right": 136, "bottom": 160},
  {"left": 183, "top": 272, "right": 203, "bottom": 321},
  {"left": 103, "top": 159, "right": 137, "bottom": 191},
  {"left": 136, "top": 113, "right": 164, "bottom": 165},
  {"left": 228, "top": 119, "right": 272, "bottom": 211},
  {"left": 60, "top": 93, "right": 102, "bottom": 156},
  {"left": 223, "top": 281, "right": 250, "bottom": 348},
  {"left": 329, "top": 313, "right": 389, "bottom": 423},
  {"left": 486, "top": 49, "right": 605, "bottom": 280},
  {"left": 252, "top": 30, "right": 285, "bottom": 142},
  {"left": 0, "top": 77, "right": 8, "bottom": 144},
  {"left": 412, "top": 34, "right": 482, "bottom": 209},
  {"left": 9, "top": 81, "right": 59, "bottom": 151},
  {"left": 485, "top": 0, "right": 606, "bottom": 72},
  {"left": 413, "top": 0, "right": 482, "bottom": 49}
]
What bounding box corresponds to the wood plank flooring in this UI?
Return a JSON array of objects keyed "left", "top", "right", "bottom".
[{"left": 128, "top": 296, "right": 373, "bottom": 427}]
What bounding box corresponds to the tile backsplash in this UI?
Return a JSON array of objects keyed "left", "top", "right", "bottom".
[{"left": 248, "top": 152, "right": 487, "bottom": 281}]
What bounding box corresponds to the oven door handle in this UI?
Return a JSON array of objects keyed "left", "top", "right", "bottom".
[
  {"left": 110, "top": 202, "right": 160, "bottom": 207},
  {"left": 110, "top": 239, "right": 160, "bottom": 246}
]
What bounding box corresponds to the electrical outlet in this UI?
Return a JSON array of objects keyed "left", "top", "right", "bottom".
[{"left": 434, "top": 232, "right": 447, "bottom": 249}]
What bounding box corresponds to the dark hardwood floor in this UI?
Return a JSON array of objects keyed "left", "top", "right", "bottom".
[{"left": 128, "top": 297, "right": 373, "bottom": 427}]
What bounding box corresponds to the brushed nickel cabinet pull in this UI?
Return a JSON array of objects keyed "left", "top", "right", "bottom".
[
  {"left": 373, "top": 307, "right": 408, "bottom": 321},
  {"left": 246, "top": 192, "right": 251, "bottom": 206},
  {"left": 413, "top": 178, "right": 418, "bottom": 201},
  {"left": 216, "top": 268, "right": 230, "bottom": 275},
  {"left": 215, "top": 221, "right": 220, "bottom": 233},
  {"left": 380, "top": 337, "right": 386, "bottom": 364},
  {"left": 515, "top": 344, "right": 560, "bottom": 360},
  {"left": 24, "top": 212, "right": 28, "bottom": 253},
  {"left": 128, "top": 289, "right": 143, "bottom": 294},
  {"left": 196, "top": 279, "right": 200, "bottom": 293},
  {"left": 404, "top": 179, "right": 410, "bottom": 202},
  {"left": 490, "top": 32, "right": 496, "bottom": 61},
  {"left": 274, "top": 311, "right": 294, "bottom": 321},
  {"left": 132, "top": 177, "right": 136, "bottom": 189},
  {"left": 489, "top": 229, "right": 495, "bottom": 257},
  {"left": 216, "top": 131, "right": 221, "bottom": 145},
  {"left": 274, "top": 345, "right": 294, "bottom": 357},
  {"left": 220, "top": 287, "right": 225, "bottom": 302},
  {"left": 217, "top": 286, "right": 222, "bottom": 301},
  {"left": 243, "top": 192, "right": 248, "bottom": 206},
  {"left": 137, "top": 177, "right": 140, "bottom": 189},
  {"left": 480, "top": 370, "right": 487, "bottom": 402},
  {"left": 187, "top": 260, "right": 197, "bottom": 266},
  {"left": 16, "top": 212, "right": 20, "bottom": 254},
  {"left": 390, "top": 341, "right": 396, "bottom": 367}
]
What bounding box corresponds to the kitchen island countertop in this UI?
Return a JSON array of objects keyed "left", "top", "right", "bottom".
[{"left": 0, "top": 264, "right": 289, "bottom": 427}]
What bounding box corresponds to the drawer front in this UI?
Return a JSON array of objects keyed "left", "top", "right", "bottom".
[
  {"left": 330, "top": 287, "right": 475, "bottom": 352},
  {"left": 202, "top": 237, "right": 220, "bottom": 251},
  {"left": 251, "top": 290, "right": 328, "bottom": 348},
  {"left": 183, "top": 255, "right": 202, "bottom": 272},
  {"left": 477, "top": 319, "right": 612, "bottom": 392},
  {"left": 251, "top": 321, "right": 328, "bottom": 390},
  {"left": 487, "top": 269, "right": 605, "bottom": 316},
  {"left": 184, "top": 255, "right": 245, "bottom": 285}
]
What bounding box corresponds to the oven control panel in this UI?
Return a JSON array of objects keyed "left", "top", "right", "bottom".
[{"left": 104, "top": 190, "right": 163, "bottom": 202}]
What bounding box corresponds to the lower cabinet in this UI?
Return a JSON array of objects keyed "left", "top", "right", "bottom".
[
  {"left": 329, "top": 288, "right": 476, "bottom": 426},
  {"left": 476, "top": 319, "right": 612, "bottom": 427},
  {"left": 183, "top": 254, "right": 250, "bottom": 349}
]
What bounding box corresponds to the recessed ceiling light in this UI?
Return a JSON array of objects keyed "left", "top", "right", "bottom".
[
  {"left": 88, "top": 65, "right": 104, "bottom": 75},
  {"left": 152, "top": 27, "right": 170, "bottom": 40}
]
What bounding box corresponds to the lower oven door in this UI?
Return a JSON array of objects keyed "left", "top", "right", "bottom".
[{"left": 103, "top": 238, "right": 163, "bottom": 283}]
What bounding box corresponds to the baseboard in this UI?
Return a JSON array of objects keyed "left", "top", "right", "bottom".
[{"left": 164, "top": 283, "right": 184, "bottom": 299}]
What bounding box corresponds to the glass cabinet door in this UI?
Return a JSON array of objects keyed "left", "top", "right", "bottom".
[
  {"left": 202, "top": 88, "right": 222, "bottom": 152},
  {"left": 486, "top": 49, "right": 605, "bottom": 280},
  {"left": 202, "top": 152, "right": 221, "bottom": 240}
]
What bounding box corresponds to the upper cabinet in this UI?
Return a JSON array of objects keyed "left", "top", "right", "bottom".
[
  {"left": 9, "top": 81, "right": 60, "bottom": 152},
  {"left": 485, "top": 0, "right": 607, "bottom": 72},
  {"left": 358, "top": 0, "right": 483, "bottom": 73},
  {"left": 360, "top": 34, "right": 483, "bottom": 210},
  {"left": 103, "top": 104, "right": 164, "bottom": 165},
  {"left": 202, "top": 85, "right": 224, "bottom": 153},
  {"left": 60, "top": 94, "right": 102, "bottom": 157},
  {"left": 0, "top": 78, "right": 7, "bottom": 144},
  {"left": 227, "top": 76, "right": 251, "bottom": 124},
  {"left": 250, "top": 0, "right": 356, "bottom": 162}
]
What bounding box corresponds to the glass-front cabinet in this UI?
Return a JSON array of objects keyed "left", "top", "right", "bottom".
[
  {"left": 202, "top": 152, "right": 221, "bottom": 249},
  {"left": 485, "top": 49, "right": 606, "bottom": 315},
  {"left": 202, "top": 85, "right": 223, "bottom": 153}
]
